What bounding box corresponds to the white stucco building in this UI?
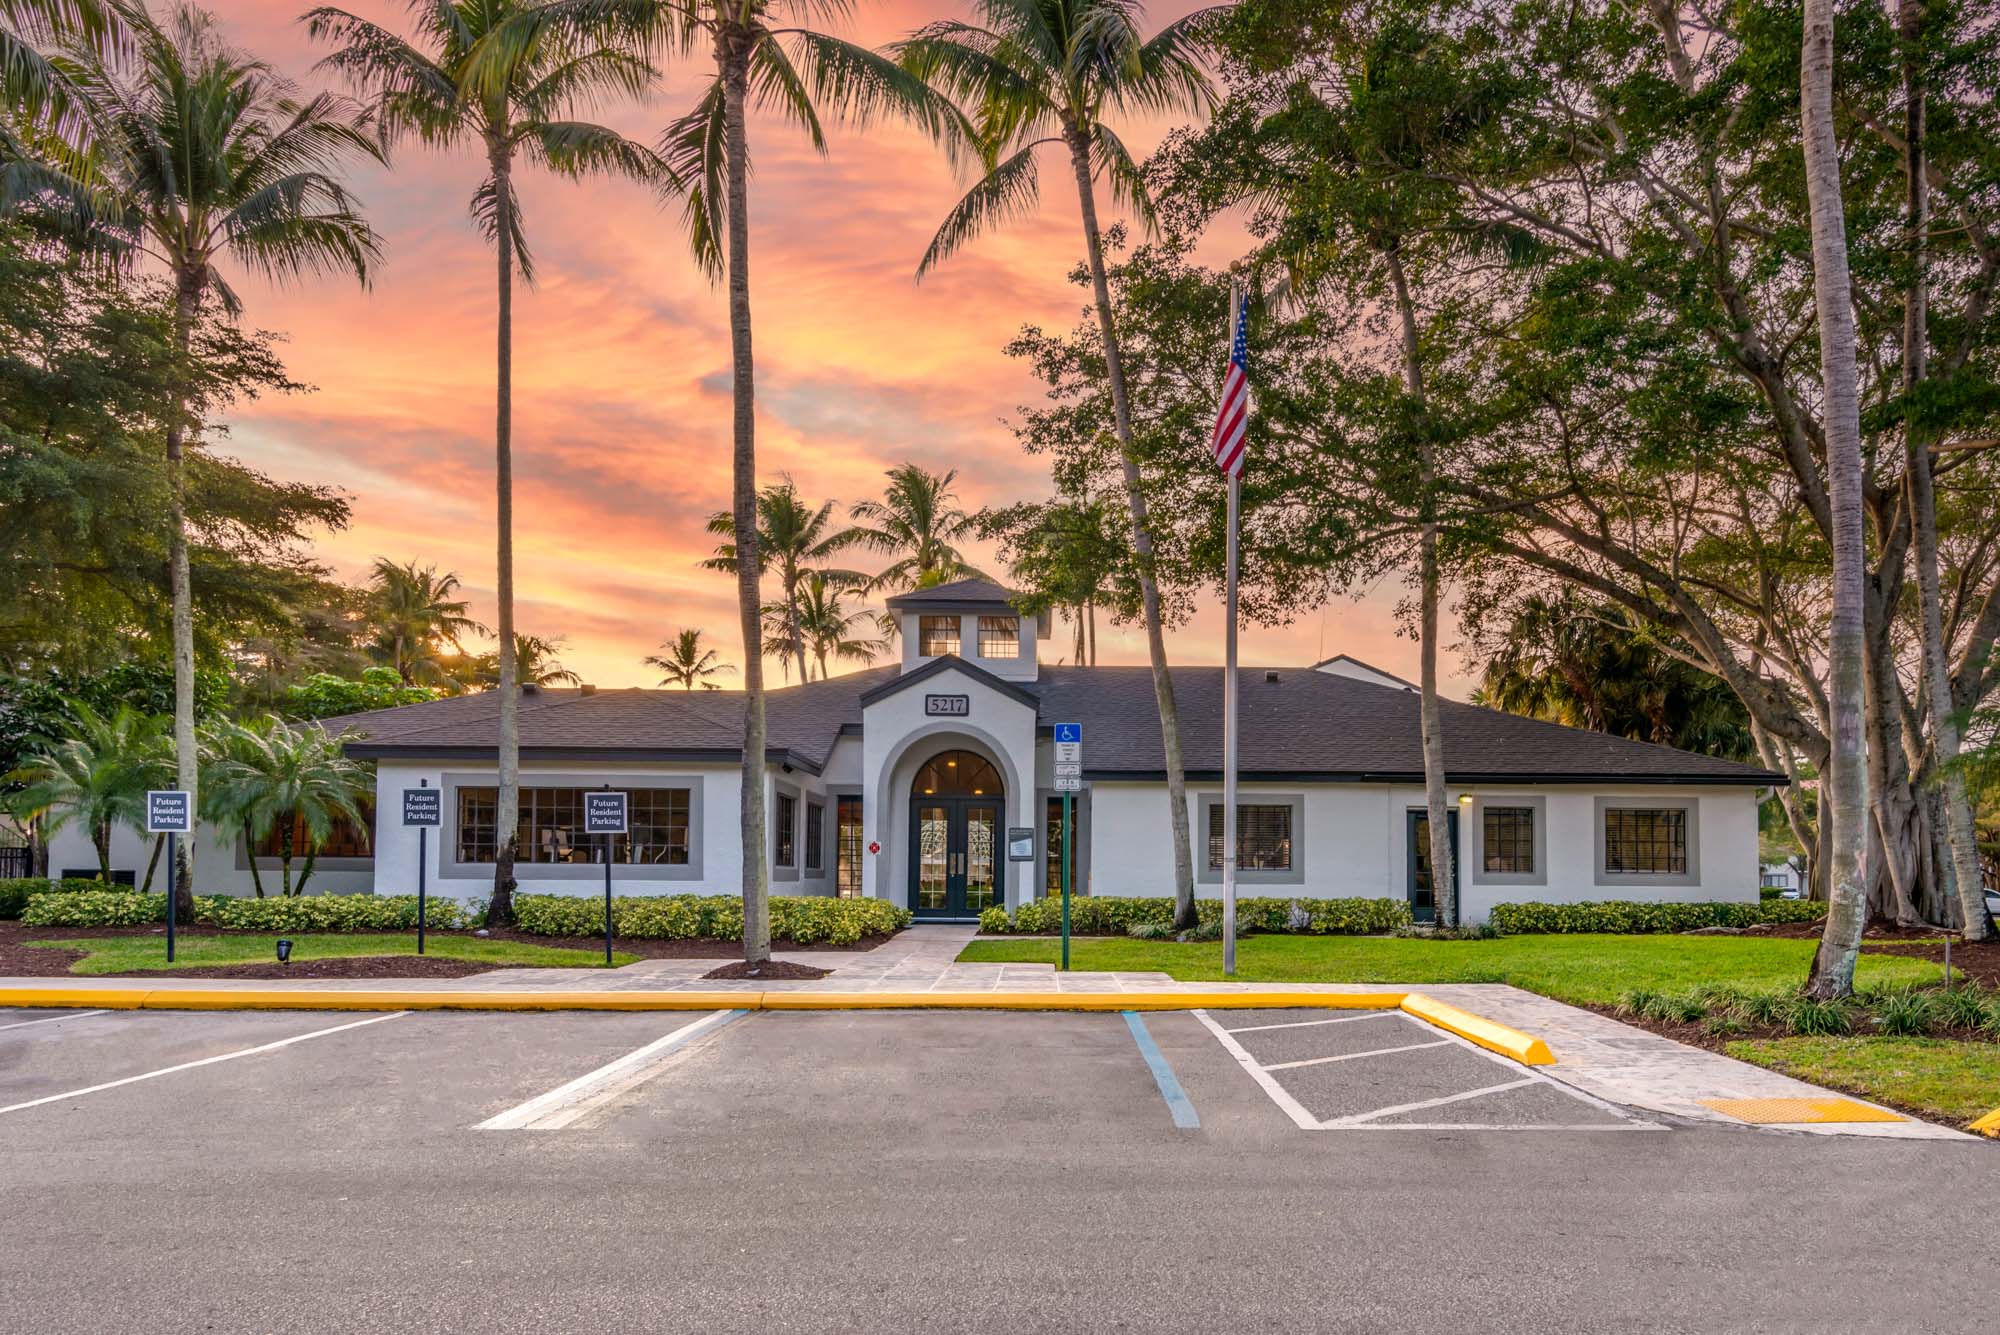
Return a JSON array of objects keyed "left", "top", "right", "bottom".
[{"left": 46, "top": 579, "right": 1782, "bottom": 922}]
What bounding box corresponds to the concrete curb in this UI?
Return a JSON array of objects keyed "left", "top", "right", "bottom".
[{"left": 0, "top": 985, "right": 1556, "bottom": 1067}]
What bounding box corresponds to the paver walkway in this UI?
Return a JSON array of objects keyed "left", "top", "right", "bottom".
[{"left": 0, "top": 923, "right": 1968, "bottom": 1138}]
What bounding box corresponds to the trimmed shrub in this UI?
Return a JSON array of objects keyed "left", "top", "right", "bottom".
[
  {"left": 510, "top": 893, "right": 912, "bottom": 945},
  {"left": 21, "top": 890, "right": 167, "bottom": 927},
  {"left": 1488, "top": 899, "right": 1828, "bottom": 935},
  {"left": 194, "top": 894, "right": 468, "bottom": 933},
  {"left": 978, "top": 906, "right": 1011, "bottom": 935},
  {"left": 0, "top": 877, "right": 116, "bottom": 919},
  {"left": 983, "top": 895, "right": 1410, "bottom": 937}
]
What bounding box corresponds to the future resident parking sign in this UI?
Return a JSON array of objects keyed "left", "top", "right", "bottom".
[
  {"left": 585, "top": 790, "right": 629, "bottom": 836},
  {"left": 402, "top": 788, "right": 441, "bottom": 826},
  {"left": 144, "top": 790, "right": 193, "bottom": 834}
]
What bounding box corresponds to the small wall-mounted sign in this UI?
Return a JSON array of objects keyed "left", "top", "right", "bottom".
[
  {"left": 1006, "top": 827, "right": 1035, "bottom": 862},
  {"left": 924, "top": 693, "right": 971, "bottom": 717}
]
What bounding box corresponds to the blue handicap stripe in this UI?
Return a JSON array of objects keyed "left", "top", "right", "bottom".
[{"left": 1123, "top": 1011, "right": 1200, "bottom": 1129}]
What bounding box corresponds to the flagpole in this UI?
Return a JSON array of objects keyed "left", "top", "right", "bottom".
[{"left": 1223, "top": 284, "right": 1241, "bottom": 978}]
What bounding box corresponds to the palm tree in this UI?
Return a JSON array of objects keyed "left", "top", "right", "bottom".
[
  {"left": 6, "top": 701, "right": 170, "bottom": 882},
  {"left": 651, "top": 2, "right": 962, "bottom": 964},
  {"left": 367, "top": 558, "right": 488, "bottom": 685},
  {"left": 849, "top": 463, "right": 987, "bottom": 593},
  {"left": 646, "top": 628, "right": 733, "bottom": 690},
  {"left": 1, "top": 0, "right": 119, "bottom": 204},
  {"left": 1800, "top": 0, "right": 1868, "bottom": 998},
  {"left": 43, "top": 3, "right": 381, "bottom": 901},
  {"left": 202, "top": 716, "right": 371, "bottom": 896},
  {"left": 511, "top": 633, "right": 581, "bottom": 687},
  {"left": 310, "top": 0, "right": 664, "bottom": 927},
  {"left": 786, "top": 574, "right": 885, "bottom": 679},
  {"left": 898, "top": 0, "right": 1214, "bottom": 930},
  {"left": 701, "top": 477, "right": 867, "bottom": 682}
]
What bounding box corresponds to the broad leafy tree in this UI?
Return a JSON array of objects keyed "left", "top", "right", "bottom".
[{"left": 310, "top": 0, "right": 663, "bottom": 925}]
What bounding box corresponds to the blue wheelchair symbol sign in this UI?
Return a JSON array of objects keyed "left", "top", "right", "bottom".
[{"left": 1054, "top": 723, "right": 1082, "bottom": 744}]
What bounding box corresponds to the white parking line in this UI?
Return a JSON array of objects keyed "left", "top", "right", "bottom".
[
  {"left": 476, "top": 1009, "right": 746, "bottom": 1131},
  {"left": 1196, "top": 1007, "right": 1664, "bottom": 1132},
  {"left": 0, "top": 1012, "right": 406, "bottom": 1117},
  {"left": 1322, "top": 1078, "right": 1541, "bottom": 1126},
  {"left": 1263, "top": 1039, "right": 1452, "bottom": 1071},
  {"left": 0, "top": 1010, "right": 108, "bottom": 1033},
  {"left": 1224, "top": 1012, "right": 1402, "bottom": 1035}
]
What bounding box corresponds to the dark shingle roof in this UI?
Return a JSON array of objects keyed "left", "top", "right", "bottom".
[
  {"left": 883, "top": 577, "right": 1020, "bottom": 608},
  {"left": 327, "top": 661, "right": 1780, "bottom": 785}
]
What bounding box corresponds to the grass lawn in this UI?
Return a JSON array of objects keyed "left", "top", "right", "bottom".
[
  {"left": 1724, "top": 1037, "right": 2000, "bottom": 1125},
  {"left": 26, "top": 933, "right": 637, "bottom": 975},
  {"left": 956, "top": 934, "right": 1943, "bottom": 1008}
]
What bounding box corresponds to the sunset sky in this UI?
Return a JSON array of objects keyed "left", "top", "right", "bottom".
[{"left": 204, "top": 0, "right": 1469, "bottom": 693}]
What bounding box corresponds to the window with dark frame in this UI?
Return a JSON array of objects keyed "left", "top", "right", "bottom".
[
  {"left": 256, "top": 797, "right": 375, "bottom": 860},
  {"left": 1043, "top": 795, "right": 1085, "bottom": 896},
  {"left": 774, "top": 792, "right": 797, "bottom": 867},
  {"left": 977, "top": 615, "right": 1020, "bottom": 658},
  {"left": 1482, "top": 806, "right": 1536, "bottom": 875},
  {"left": 918, "top": 615, "right": 960, "bottom": 656},
  {"left": 454, "top": 787, "right": 690, "bottom": 865},
  {"left": 1603, "top": 807, "right": 1688, "bottom": 874},
  {"left": 1206, "top": 802, "right": 1293, "bottom": 872},
  {"left": 805, "top": 802, "right": 824, "bottom": 872},
  {"left": 836, "top": 797, "right": 864, "bottom": 898}
]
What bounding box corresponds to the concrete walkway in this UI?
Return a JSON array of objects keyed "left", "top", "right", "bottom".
[{"left": 0, "top": 924, "right": 1970, "bottom": 1139}]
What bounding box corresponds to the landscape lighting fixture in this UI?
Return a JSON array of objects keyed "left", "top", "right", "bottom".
[{"left": 276, "top": 938, "right": 293, "bottom": 965}]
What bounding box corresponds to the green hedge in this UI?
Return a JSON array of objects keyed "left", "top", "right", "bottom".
[
  {"left": 512, "top": 893, "right": 912, "bottom": 945},
  {"left": 19, "top": 891, "right": 471, "bottom": 931},
  {"left": 21, "top": 890, "right": 169, "bottom": 927},
  {"left": 980, "top": 895, "right": 1411, "bottom": 936},
  {"left": 0, "top": 877, "right": 109, "bottom": 920},
  {"left": 1489, "top": 899, "right": 1829, "bottom": 935},
  {"left": 198, "top": 895, "right": 468, "bottom": 932}
]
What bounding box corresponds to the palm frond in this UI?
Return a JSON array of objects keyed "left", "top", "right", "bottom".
[
  {"left": 747, "top": 33, "right": 827, "bottom": 155},
  {"left": 783, "top": 29, "right": 974, "bottom": 164},
  {"left": 527, "top": 118, "right": 673, "bottom": 191},
  {"left": 470, "top": 167, "right": 534, "bottom": 280},
  {"left": 916, "top": 137, "right": 1043, "bottom": 280},
  {"left": 658, "top": 78, "right": 726, "bottom": 280},
  {"left": 1090, "top": 120, "right": 1154, "bottom": 235}
]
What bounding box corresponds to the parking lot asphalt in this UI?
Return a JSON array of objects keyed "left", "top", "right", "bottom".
[{"left": 3, "top": 1004, "right": 1994, "bottom": 1334}]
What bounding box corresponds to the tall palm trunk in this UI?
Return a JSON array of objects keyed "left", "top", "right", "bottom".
[
  {"left": 243, "top": 820, "right": 266, "bottom": 898},
  {"left": 94, "top": 818, "right": 111, "bottom": 880},
  {"left": 784, "top": 566, "right": 809, "bottom": 682},
  {"left": 489, "top": 143, "right": 521, "bottom": 926},
  {"left": 166, "top": 271, "right": 203, "bottom": 924},
  {"left": 1387, "top": 247, "right": 1455, "bottom": 928},
  {"left": 1802, "top": 0, "right": 1870, "bottom": 998},
  {"left": 1898, "top": 0, "right": 1993, "bottom": 941},
  {"left": 722, "top": 29, "right": 769, "bottom": 964},
  {"left": 1065, "top": 127, "right": 1195, "bottom": 927}
]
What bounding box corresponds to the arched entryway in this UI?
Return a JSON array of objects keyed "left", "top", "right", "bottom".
[{"left": 909, "top": 750, "right": 1004, "bottom": 919}]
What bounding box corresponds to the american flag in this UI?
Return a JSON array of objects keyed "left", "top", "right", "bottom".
[{"left": 1210, "top": 294, "right": 1249, "bottom": 477}]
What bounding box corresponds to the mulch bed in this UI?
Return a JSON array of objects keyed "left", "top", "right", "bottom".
[
  {"left": 701, "top": 959, "right": 834, "bottom": 981},
  {"left": 112, "top": 956, "right": 508, "bottom": 980},
  {"left": 476, "top": 928, "right": 900, "bottom": 958}
]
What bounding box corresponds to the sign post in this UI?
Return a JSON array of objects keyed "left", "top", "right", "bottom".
[
  {"left": 145, "top": 791, "right": 192, "bottom": 963},
  {"left": 1054, "top": 724, "right": 1083, "bottom": 971},
  {"left": 402, "top": 782, "right": 442, "bottom": 954},
  {"left": 585, "top": 789, "right": 628, "bottom": 967}
]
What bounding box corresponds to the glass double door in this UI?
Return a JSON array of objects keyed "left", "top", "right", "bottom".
[
  {"left": 911, "top": 798, "right": 1001, "bottom": 919},
  {"left": 1406, "top": 809, "right": 1460, "bottom": 925}
]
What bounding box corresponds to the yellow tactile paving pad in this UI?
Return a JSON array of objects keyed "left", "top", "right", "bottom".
[{"left": 1700, "top": 1097, "right": 1906, "bottom": 1125}]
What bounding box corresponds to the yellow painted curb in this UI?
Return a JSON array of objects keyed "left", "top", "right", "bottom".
[
  {"left": 1399, "top": 993, "right": 1556, "bottom": 1066},
  {"left": 1969, "top": 1107, "right": 2000, "bottom": 1137},
  {"left": 0, "top": 985, "right": 1555, "bottom": 1067}
]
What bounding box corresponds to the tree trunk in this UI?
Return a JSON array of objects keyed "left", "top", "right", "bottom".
[
  {"left": 1088, "top": 599, "right": 1097, "bottom": 666},
  {"left": 786, "top": 568, "right": 810, "bottom": 684},
  {"left": 1065, "top": 127, "right": 1196, "bottom": 928},
  {"left": 1387, "top": 245, "right": 1457, "bottom": 928},
  {"left": 296, "top": 844, "right": 318, "bottom": 897},
  {"left": 94, "top": 819, "right": 110, "bottom": 881},
  {"left": 722, "top": 31, "right": 769, "bottom": 964},
  {"left": 243, "top": 820, "right": 265, "bottom": 898},
  {"left": 280, "top": 820, "right": 294, "bottom": 897},
  {"left": 1802, "top": 0, "right": 1870, "bottom": 999},
  {"left": 1897, "top": 0, "right": 1993, "bottom": 940},
  {"left": 167, "top": 270, "right": 203, "bottom": 919},
  {"left": 489, "top": 143, "right": 521, "bottom": 928},
  {"left": 140, "top": 834, "right": 163, "bottom": 893}
]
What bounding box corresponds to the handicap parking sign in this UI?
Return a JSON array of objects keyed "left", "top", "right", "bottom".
[{"left": 1054, "top": 723, "right": 1082, "bottom": 744}]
